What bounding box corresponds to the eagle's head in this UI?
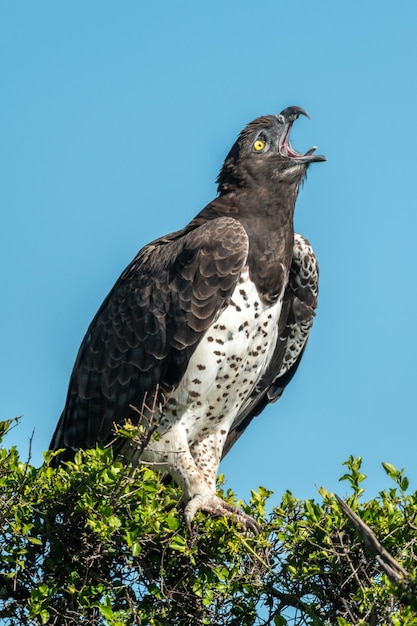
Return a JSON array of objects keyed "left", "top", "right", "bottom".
[{"left": 217, "top": 106, "right": 326, "bottom": 193}]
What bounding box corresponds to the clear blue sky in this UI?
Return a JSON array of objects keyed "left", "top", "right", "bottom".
[{"left": 2, "top": 1, "right": 417, "bottom": 508}]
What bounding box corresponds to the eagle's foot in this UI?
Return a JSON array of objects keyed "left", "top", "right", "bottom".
[{"left": 184, "top": 493, "right": 259, "bottom": 534}]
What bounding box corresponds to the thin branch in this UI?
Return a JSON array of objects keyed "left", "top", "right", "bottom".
[{"left": 267, "top": 585, "right": 325, "bottom": 623}]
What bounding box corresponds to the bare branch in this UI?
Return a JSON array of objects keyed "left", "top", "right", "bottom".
[{"left": 335, "top": 494, "right": 409, "bottom": 583}]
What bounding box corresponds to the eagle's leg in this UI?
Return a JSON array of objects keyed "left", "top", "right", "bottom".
[{"left": 170, "top": 437, "right": 258, "bottom": 533}]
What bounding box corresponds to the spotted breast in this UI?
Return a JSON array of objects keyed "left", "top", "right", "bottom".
[{"left": 141, "top": 268, "right": 283, "bottom": 485}]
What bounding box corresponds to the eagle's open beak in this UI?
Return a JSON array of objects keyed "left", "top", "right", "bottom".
[{"left": 279, "top": 106, "right": 326, "bottom": 163}]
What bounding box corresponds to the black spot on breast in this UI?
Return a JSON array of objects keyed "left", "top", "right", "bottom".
[{"left": 230, "top": 299, "right": 241, "bottom": 312}]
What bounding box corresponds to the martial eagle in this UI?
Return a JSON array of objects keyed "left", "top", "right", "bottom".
[{"left": 50, "top": 106, "right": 325, "bottom": 531}]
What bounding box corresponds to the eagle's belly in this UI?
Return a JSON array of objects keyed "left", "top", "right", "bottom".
[{"left": 142, "top": 270, "right": 283, "bottom": 466}]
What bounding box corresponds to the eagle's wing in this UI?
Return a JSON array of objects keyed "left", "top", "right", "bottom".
[
  {"left": 50, "top": 216, "right": 248, "bottom": 461},
  {"left": 222, "top": 234, "right": 318, "bottom": 457}
]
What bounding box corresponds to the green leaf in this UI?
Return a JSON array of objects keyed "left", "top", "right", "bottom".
[
  {"left": 27, "top": 536, "right": 43, "bottom": 546},
  {"left": 382, "top": 462, "right": 398, "bottom": 477},
  {"left": 166, "top": 511, "right": 180, "bottom": 530},
  {"left": 400, "top": 476, "right": 409, "bottom": 491},
  {"left": 169, "top": 535, "right": 188, "bottom": 553}
]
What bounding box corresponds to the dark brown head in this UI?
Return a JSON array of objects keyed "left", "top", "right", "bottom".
[{"left": 217, "top": 106, "right": 326, "bottom": 193}]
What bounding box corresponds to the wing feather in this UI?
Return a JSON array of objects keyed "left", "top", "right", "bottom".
[{"left": 50, "top": 216, "right": 248, "bottom": 461}]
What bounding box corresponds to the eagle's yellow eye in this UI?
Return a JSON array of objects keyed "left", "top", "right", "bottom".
[{"left": 253, "top": 139, "right": 266, "bottom": 152}]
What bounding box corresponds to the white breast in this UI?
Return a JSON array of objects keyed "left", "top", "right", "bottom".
[{"left": 162, "top": 268, "right": 283, "bottom": 444}]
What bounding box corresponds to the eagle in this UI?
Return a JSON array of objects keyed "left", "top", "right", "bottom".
[{"left": 50, "top": 106, "right": 325, "bottom": 532}]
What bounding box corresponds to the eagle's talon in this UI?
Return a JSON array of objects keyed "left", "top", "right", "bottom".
[{"left": 184, "top": 493, "right": 259, "bottom": 534}]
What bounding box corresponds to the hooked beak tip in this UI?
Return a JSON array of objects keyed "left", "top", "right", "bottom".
[{"left": 279, "top": 106, "right": 311, "bottom": 122}]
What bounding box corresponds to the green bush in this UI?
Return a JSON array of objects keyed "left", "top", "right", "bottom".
[{"left": 0, "top": 419, "right": 416, "bottom": 625}]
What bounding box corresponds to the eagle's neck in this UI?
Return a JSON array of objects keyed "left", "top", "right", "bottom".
[
  {"left": 189, "top": 183, "right": 300, "bottom": 304},
  {"left": 235, "top": 186, "right": 297, "bottom": 304}
]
